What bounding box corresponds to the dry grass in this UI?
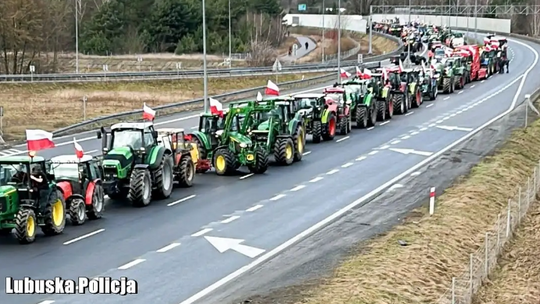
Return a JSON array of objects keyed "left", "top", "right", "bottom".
[
  {"left": 295, "top": 112, "right": 540, "bottom": 303},
  {"left": 0, "top": 73, "right": 324, "bottom": 140},
  {"left": 473, "top": 206, "right": 540, "bottom": 304}
]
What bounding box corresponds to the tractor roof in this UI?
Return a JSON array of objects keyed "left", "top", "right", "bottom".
[
  {"left": 156, "top": 128, "right": 185, "bottom": 135},
  {"left": 0, "top": 155, "right": 46, "bottom": 163},
  {"left": 111, "top": 122, "right": 153, "bottom": 130},
  {"left": 293, "top": 93, "right": 325, "bottom": 99},
  {"left": 263, "top": 96, "right": 294, "bottom": 101},
  {"left": 50, "top": 155, "right": 93, "bottom": 163},
  {"left": 324, "top": 87, "right": 345, "bottom": 93}
]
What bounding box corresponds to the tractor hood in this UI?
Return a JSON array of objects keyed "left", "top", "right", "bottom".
[
  {"left": 0, "top": 185, "right": 16, "bottom": 196},
  {"left": 102, "top": 146, "right": 133, "bottom": 168},
  {"left": 0, "top": 185, "right": 18, "bottom": 207},
  {"left": 104, "top": 146, "right": 133, "bottom": 159},
  {"left": 229, "top": 132, "right": 253, "bottom": 146}
]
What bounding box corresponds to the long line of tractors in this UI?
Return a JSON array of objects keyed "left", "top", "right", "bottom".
[{"left": 0, "top": 22, "right": 508, "bottom": 244}]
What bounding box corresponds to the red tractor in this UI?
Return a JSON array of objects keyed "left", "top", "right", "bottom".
[{"left": 51, "top": 155, "right": 105, "bottom": 225}]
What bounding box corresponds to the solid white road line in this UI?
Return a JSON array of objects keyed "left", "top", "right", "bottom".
[
  {"left": 118, "top": 259, "right": 145, "bottom": 270},
  {"left": 246, "top": 205, "right": 264, "bottom": 212},
  {"left": 191, "top": 228, "right": 213, "bottom": 237},
  {"left": 221, "top": 216, "right": 240, "bottom": 224},
  {"left": 178, "top": 37, "right": 540, "bottom": 304},
  {"left": 167, "top": 195, "right": 196, "bottom": 207},
  {"left": 63, "top": 229, "right": 105, "bottom": 245},
  {"left": 157, "top": 243, "right": 181, "bottom": 253}
]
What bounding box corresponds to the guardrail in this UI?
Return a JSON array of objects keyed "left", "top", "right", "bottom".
[
  {"left": 51, "top": 61, "right": 391, "bottom": 137},
  {"left": 0, "top": 32, "right": 397, "bottom": 84}
]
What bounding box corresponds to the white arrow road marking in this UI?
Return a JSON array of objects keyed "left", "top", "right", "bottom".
[
  {"left": 389, "top": 148, "right": 433, "bottom": 157},
  {"left": 204, "top": 236, "right": 265, "bottom": 258},
  {"left": 436, "top": 125, "right": 473, "bottom": 132}
]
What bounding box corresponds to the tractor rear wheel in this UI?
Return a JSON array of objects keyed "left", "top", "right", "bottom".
[
  {"left": 153, "top": 155, "right": 174, "bottom": 199},
  {"left": 322, "top": 113, "right": 336, "bottom": 141},
  {"left": 338, "top": 117, "right": 347, "bottom": 135},
  {"left": 393, "top": 94, "right": 405, "bottom": 115},
  {"left": 312, "top": 120, "right": 322, "bottom": 143},
  {"left": 14, "top": 208, "right": 37, "bottom": 244},
  {"left": 248, "top": 148, "right": 269, "bottom": 174},
  {"left": 274, "top": 137, "right": 295, "bottom": 166},
  {"left": 356, "top": 106, "right": 368, "bottom": 128},
  {"left": 128, "top": 169, "right": 152, "bottom": 207},
  {"left": 292, "top": 126, "right": 305, "bottom": 162},
  {"left": 376, "top": 100, "right": 386, "bottom": 121},
  {"left": 41, "top": 190, "right": 66, "bottom": 236},
  {"left": 443, "top": 78, "right": 451, "bottom": 93},
  {"left": 177, "top": 154, "right": 195, "bottom": 187},
  {"left": 368, "top": 104, "right": 377, "bottom": 127},
  {"left": 68, "top": 198, "right": 86, "bottom": 226},
  {"left": 213, "top": 148, "right": 237, "bottom": 175},
  {"left": 87, "top": 184, "right": 104, "bottom": 220}
]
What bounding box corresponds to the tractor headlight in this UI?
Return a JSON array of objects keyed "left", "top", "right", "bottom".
[{"left": 239, "top": 142, "right": 247, "bottom": 148}]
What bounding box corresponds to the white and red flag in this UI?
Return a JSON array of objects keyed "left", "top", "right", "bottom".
[
  {"left": 143, "top": 103, "right": 156, "bottom": 121},
  {"left": 209, "top": 98, "right": 223, "bottom": 116},
  {"left": 265, "top": 80, "right": 280, "bottom": 96},
  {"left": 340, "top": 68, "right": 351, "bottom": 79},
  {"left": 74, "top": 138, "right": 84, "bottom": 159},
  {"left": 26, "top": 129, "right": 55, "bottom": 152}
]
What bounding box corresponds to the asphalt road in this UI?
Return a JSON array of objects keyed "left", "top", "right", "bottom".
[{"left": 1, "top": 37, "right": 540, "bottom": 304}]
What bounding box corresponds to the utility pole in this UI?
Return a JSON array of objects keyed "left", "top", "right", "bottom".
[
  {"left": 474, "top": 0, "right": 478, "bottom": 42},
  {"left": 75, "top": 0, "right": 80, "bottom": 73},
  {"left": 228, "top": 0, "right": 232, "bottom": 67},
  {"left": 368, "top": 5, "right": 373, "bottom": 54},
  {"left": 337, "top": 0, "right": 341, "bottom": 83},
  {"left": 322, "top": 0, "right": 325, "bottom": 63},
  {"left": 202, "top": 0, "right": 208, "bottom": 112}
]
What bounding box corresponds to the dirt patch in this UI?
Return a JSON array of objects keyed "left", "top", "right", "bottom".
[
  {"left": 287, "top": 110, "right": 540, "bottom": 304},
  {"left": 0, "top": 73, "right": 326, "bottom": 141},
  {"left": 473, "top": 206, "right": 540, "bottom": 304}
]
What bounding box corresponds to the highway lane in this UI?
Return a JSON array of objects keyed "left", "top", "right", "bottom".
[{"left": 14, "top": 37, "right": 538, "bottom": 304}]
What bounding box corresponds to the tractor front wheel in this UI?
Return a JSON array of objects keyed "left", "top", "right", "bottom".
[
  {"left": 376, "top": 100, "right": 386, "bottom": 121},
  {"left": 41, "top": 190, "right": 66, "bottom": 236},
  {"left": 68, "top": 198, "right": 86, "bottom": 226},
  {"left": 177, "top": 154, "right": 195, "bottom": 187},
  {"left": 213, "top": 148, "right": 237, "bottom": 176},
  {"left": 368, "top": 104, "right": 377, "bottom": 127},
  {"left": 87, "top": 184, "right": 104, "bottom": 220},
  {"left": 356, "top": 106, "right": 368, "bottom": 128},
  {"left": 312, "top": 120, "right": 322, "bottom": 143},
  {"left": 338, "top": 117, "right": 347, "bottom": 135},
  {"left": 14, "top": 208, "right": 37, "bottom": 244},
  {"left": 128, "top": 169, "right": 152, "bottom": 207},
  {"left": 274, "top": 137, "right": 295, "bottom": 166},
  {"left": 248, "top": 148, "right": 269, "bottom": 174},
  {"left": 153, "top": 155, "right": 174, "bottom": 199},
  {"left": 292, "top": 125, "right": 305, "bottom": 162}
]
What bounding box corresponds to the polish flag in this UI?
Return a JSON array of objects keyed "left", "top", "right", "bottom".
[
  {"left": 265, "top": 80, "right": 280, "bottom": 96},
  {"left": 26, "top": 129, "right": 55, "bottom": 152},
  {"left": 362, "top": 68, "right": 372, "bottom": 79},
  {"left": 256, "top": 92, "right": 263, "bottom": 101},
  {"left": 382, "top": 67, "right": 389, "bottom": 81},
  {"left": 143, "top": 103, "right": 156, "bottom": 121},
  {"left": 74, "top": 138, "right": 84, "bottom": 159},
  {"left": 209, "top": 98, "right": 223, "bottom": 116},
  {"left": 398, "top": 60, "right": 404, "bottom": 73},
  {"left": 356, "top": 66, "right": 363, "bottom": 77},
  {"left": 340, "top": 68, "right": 351, "bottom": 79}
]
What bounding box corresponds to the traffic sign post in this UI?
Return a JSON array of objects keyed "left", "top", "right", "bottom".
[
  {"left": 137, "top": 56, "right": 143, "bottom": 71},
  {"left": 103, "top": 64, "right": 109, "bottom": 80},
  {"left": 176, "top": 62, "right": 182, "bottom": 75},
  {"left": 272, "top": 58, "right": 282, "bottom": 83},
  {"left": 82, "top": 96, "right": 88, "bottom": 121},
  {"left": 292, "top": 44, "right": 298, "bottom": 56},
  {"left": 0, "top": 106, "right": 4, "bottom": 137},
  {"left": 29, "top": 65, "right": 35, "bottom": 82},
  {"left": 357, "top": 54, "right": 363, "bottom": 64}
]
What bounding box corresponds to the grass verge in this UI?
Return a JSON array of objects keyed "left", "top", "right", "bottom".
[
  {"left": 292, "top": 109, "right": 540, "bottom": 304},
  {"left": 1, "top": 73, "right": 325, "bottom": 141}
]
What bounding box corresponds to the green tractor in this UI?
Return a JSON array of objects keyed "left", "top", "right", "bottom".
[
  {"left": 433, "top": 59, "right": 456, "bottom": 94},
  {"left": 0, "top": 156, "right": 66, "bottom": 244},
  {"left": 97, "top": 122, "right": 174, "bottom": 207},
  {"left": 340, "top": 78, "right": 386, "bottom": 128},
  {"left": 446, "top": 56, "right": 467, "bottom": 90},
  {"left": 189, "top": 102, "right": 269, "bottom": 176},
  {"left": 292, "top": 93, "right": 337, "bottom": 143},
  {"left": 369, "top": 69, "right": 394, "bottom": 120},
  {"left": 251, "top": 97, "right": 306, "bottom": 165},
  {"left": 419, "top": 67, "right": 439, "bottom": 101}
]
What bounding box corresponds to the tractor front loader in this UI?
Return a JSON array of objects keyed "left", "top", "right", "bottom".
[
  {"left": 97, "top": 122, "right": 174, "bottom": 207},
  {"left": 0, "top": 156, "right": 66, "bottom": 244}
]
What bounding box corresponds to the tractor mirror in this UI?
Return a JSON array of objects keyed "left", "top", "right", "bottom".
[
  {"left": 96, "top": 131, "right": 102, "bottom": 139},
  {"left": 152, "top": 130, "right": 158, "bottom": 139}
]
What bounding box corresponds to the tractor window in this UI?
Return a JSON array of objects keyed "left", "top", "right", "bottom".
[
  {"left": 0, "top": 163, "right": 24, "bottom": 186},
  {"left": 111, "top": 130, "right": 143, "bottom": 150},
  {"left": 90, "top": 162, "right": 101, "bottom": 180},
  {"left": 53, "top": 163, "right": 79, "bottom": 180},
  {"left": 144, "top": 129, "right": 155, "bottom": 148}
]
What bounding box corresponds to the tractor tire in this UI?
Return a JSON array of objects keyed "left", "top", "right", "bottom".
[
  {"left": 87, "top": 183, "right": 105, "bottom": 220},
  {"left": 153, "top": 155, "right": 174, "bottom": 199},
  {"left": 192, "top": 136, "right": 209, "bottom": 173},
  {"left": 213, "top": 148, "right": 237, "bottom": 175},
  {"left": 443, "top": 78, "right": 451, "bottom": 94},
  {"left": 128, "top": 169, "right": 152, "bottom": 207},
  {"left": 177, "top": 154, "right": 195, "bottom": 187},
  {"left": 248, "top": 148, "right": 269, "bottom": 174},
  {"left": 393, "top": 94, "right": 405, "bottom": 115},
  {"left": 386, "top": 97, "right": 394, "bottom": 119},
  {"left": 292, "top": 126, "right": 305, "bottom": 162},
  {"left": 41, "top": 190, "right": 66, "bottom": 236},
  {"left": 274, "top": 137, "right": 295, "bottom": 166},
  {"left": 312, "top": 120, "right": 322, "bottom": 143},
  {"left": 430, "top": 86, "right": 438, "bottom": 101},
  {"left": 322, "top": 113, "right": 337, "bottom": 141},
  {"left": 338, "top": 117, "right": 347, "bottom": 135},
  {"left": 68, "top": 198, "right": 86, "bottom": 226},
  {"left": 14, "top": 208, "right": 37, "bottom": 244},
  {"left": 412, "top": 89, "right": 422, "bottom": 108},
  {"left": 376, "top": 100, "right": 386, "bottom": 121},
  {"left": 347, "top": 115, "right": 352, "bottom": 133},
  {"left": 450, "top": 78, "right": 455, "bottom": 93},
  {"left": 356, "top": 106, "right": 368, "bottom": 128},
  {"left": 457, "top": 76, "right": 464, "bottom": 90},
  {"left": 368, "top": 104, "right": 377, "bottom": 127}
]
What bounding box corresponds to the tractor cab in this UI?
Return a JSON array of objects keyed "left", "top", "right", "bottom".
[
  {"left": 98, "top": 122, "right": 158, "bottom": 161},
  {"left": 156, "top": 128, "right": 199, "bottom": 184},
  {"left": 0, "top": 156, "right": 52, "bottom": 207},
  {"left": 292, "top": 93, "right": 326, "bottom": 110},
  {"left": 324, "top": 87, "right": 348, "bottom": 106}
]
